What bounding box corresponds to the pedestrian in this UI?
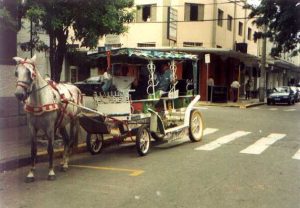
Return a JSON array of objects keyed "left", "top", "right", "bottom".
[
  {"left": 231, "top": 80, "right": 240, "bottom": 102},
  {"left": 207, "top": 77, "right": 214, "bottom": 101},
  {"left": 245, "top": 79, "right": 251, "bottom": 100}
]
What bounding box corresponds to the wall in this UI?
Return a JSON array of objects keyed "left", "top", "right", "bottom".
[{"left": 0, "top": 65, "right": 26, "bottom": 128}]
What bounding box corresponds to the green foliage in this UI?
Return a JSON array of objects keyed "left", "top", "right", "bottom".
[
  {"left": 248, "top": 0, "right": 300, "bottom": 57},
  {"left": 23, "top": 0, "right": 134, "bottom": 49},
  {"left": 20, "top": 0, "right": 134, "bottom": 82}
]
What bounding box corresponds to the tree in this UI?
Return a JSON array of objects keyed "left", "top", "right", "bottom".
[
  {"left": 248, "top": 0, "right": 300, "bottom": 57},
  {"left": 0, "top": 2, "right": 17, "bottom": 31},
  {"left": 21, "top": 0, "right": 134, "bottom": 82}
]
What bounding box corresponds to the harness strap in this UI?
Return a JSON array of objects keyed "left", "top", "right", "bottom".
[
  {"left": 16, "top": 81, "right": 30, "bottom": 90},
  {"left": 25, "top": 103, "right": 59, "bottom": 115}
]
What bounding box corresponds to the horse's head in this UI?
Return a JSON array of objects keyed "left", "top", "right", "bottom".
[{"left": 13, "top": 55, "right": 37, "bottom": 102}]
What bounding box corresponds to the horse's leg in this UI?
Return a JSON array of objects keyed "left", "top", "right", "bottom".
[
  {"left": 26, "top": 127, "right": 37, "bottom": 183},
  {"left": 61, "top": 118, "right": 78, "bottom": 171},
  {"left": 59, "top": 126, "right": 70, "bottom": 172},
  {"left": 46, "top": 127, "right": 56, "bottom": 181}
]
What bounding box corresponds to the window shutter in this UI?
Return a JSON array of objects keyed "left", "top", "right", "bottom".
[
  {"left": 136, "top": 6, "right": 143, "bottom": 22},
  {"left": 184, "top": 3, "right": 190, "bottom": 21},
  {"left": 151, "top": 4, "right": 157, "bottom": 22},
  {"left": 198, "top": 4, "right": 204, "bottom": 21}
]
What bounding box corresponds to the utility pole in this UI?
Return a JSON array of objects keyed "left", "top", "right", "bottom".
[
  {"left": 259, "top": 25, "right": 267, "bottom": 102},
  {"left": 232, "top": 0, "right": 237, "bottom": 49}
]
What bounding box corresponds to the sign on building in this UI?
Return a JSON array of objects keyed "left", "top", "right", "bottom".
[
  {"left": 167, "top": 7, "right": 178, "bottom": 41},
  {"left": 205, "top": 54, "right": 211, "bottom": 64}
]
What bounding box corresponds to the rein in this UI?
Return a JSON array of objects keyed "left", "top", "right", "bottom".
[{"left": 28, "top": 83, "right": 49, "bottom": 95}]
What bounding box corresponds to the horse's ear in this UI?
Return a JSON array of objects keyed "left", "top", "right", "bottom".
[
  {"left": 13, "top": 57, "right": 23, "bottom": 63},
  {"left": 30, "top": 54, "right": 37, "bottom": 63}
]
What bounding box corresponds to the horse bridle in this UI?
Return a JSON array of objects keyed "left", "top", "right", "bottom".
[{"left": 16, "top": 60, "right": 48, "bottom": 96}]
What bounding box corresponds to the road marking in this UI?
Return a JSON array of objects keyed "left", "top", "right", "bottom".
[
  {"left": 269, "top": 108, "right": 278, "bottom": 111},
  {"left": 252, "top": 107, "right": 260, "bottom": 110},
  {"left": 194, "top": 107, "right": 208, "bottom": 110},
  {"left": 292, "top": 149, "right": 300, "bottom": 160},
  {"left": 283, "top": 109, "right": 296, "bottom": 112},
  {"left": 195, "top": 131, "right": 251, "bottom": 151},
  {"left": 203, "top": 128, "right": 219, "bottom": 136},
  {"left": 69, "top": 165, "right": 144, "bottom": 176},
  {"left": 240, "top": 133, "right": 286, "bottom": 155}
]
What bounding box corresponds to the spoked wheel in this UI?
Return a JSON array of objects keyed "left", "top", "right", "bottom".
[
  {"left": 86, "top": 133, "right": 104, "bottom": 155},
  {"left": 189, "top": 110, "right": 204, "bottom": 142},
  {"left": 136, "top": 125, "right": 151, "bottom": 156}
]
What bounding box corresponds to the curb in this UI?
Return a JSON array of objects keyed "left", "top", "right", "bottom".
[
  {"left": 197, "top": 101, "right": 265, "bottom": 108},
  {"left": 0, "top": 143, "right": 88, "bottom": 172},
  {"left": 240, "top": 102, "right": 265, "bottom": 109}
]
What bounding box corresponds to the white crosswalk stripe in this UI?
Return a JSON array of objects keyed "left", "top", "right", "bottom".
[
  {"left": 195, "top": 131, "right": 251, "bottom": 151},
  {"left": 292, "top": 149, "right": 300, "bottom": 160},
  {"left": 203, "top": 128, "right": 219, "bottom": 136},
  {"left": 240, "top": 133, "right": 286, "bottom": 154},
  {"left": 269, "top": 108, "right": 278, "bottom": 111},
  {"left": 283, "top": 109, "right": 296, "bottom": 112},
  {"left": 252, "top": 107, "right": 261, "bottom": 110},
  {"left": 194, "top": 128, "right": 299, "bottom": 160}
]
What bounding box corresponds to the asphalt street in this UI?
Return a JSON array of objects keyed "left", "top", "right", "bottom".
[{"left": 0, "top": 103, "right": 299, "bottom": 208}]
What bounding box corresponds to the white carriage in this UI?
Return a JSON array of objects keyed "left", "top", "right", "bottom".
[{"left": 79, "top": 48, "right": 204, "bottom": 156}]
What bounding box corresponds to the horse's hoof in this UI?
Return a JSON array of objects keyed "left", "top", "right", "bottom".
[
  {"left": 25, "top": 177, "right": 35, "bottom": 183},
  {"left": 47, "top": 175, "right": 56, "bottom": 181}
]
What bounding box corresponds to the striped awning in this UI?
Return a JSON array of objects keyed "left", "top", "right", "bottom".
[{"left": 88, "top": 48, "right": 198, "bottom": 61}]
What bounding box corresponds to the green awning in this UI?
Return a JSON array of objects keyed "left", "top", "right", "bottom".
[{"left": 88, "top": 48, "right": 198, "bottom": 61}]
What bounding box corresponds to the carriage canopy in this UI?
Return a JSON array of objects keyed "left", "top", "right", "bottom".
[{"left": 88, "top": 48, "right": 198, "bottom": 62}]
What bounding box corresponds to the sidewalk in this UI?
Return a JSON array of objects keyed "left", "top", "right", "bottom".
[
  {"left": 0, "top": 125, "right": 88, "bottom": 172},
  {"left": 0, "top": 98, "right": 265, "bottom": 172},
  {"left": 197, "top": 98, "right": 265, "bottom": 108}
]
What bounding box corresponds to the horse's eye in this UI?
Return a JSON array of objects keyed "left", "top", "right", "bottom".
[{"left": 15, "top": 70, "right": 18, "bottom": 77}]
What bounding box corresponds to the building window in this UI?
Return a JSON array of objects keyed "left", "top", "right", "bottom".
[
  {"left": 137, "top": 42, "right": 156, "bottom": 47},
  {"left": 184, "top": 3, "right": 204, "bottom": 21},
  {"left": 247, "top": 28, "right": 252, "bottom": 40},
  {"left": 238, "top": 22, "right": 243, "bottom": 36},
  {"left": 105, "top": 44, "right": 122, "bottom": 49},
  {"left": 183, "top": 42, "right": 203, "bottom": 47},
  {"left": 216, "top": 45, "right": 222, "bottom": 48},
  {"left": 142, "top": 5, "right": 151, "bottom": 21},
  {"left": 227, "top": 15, "right": 232, "bottom": 31},
  {"left": 136, "top": 4, "right": 156, "bottom": 22},
  {"left": 217, "top": 9, "right": 224, "bottom": 26}
]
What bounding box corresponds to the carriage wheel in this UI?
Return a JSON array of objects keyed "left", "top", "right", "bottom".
[
  {"left": 189, "top": 110, "right": 204, "bottom": 142},
  {"left": 136, "top": 125, "right": 151, "bottom": 156},
  {"left": 86, "top": 133, "right": 104, "bottom": 155}
]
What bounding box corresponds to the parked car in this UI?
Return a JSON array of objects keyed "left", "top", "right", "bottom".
[
  {"left": 267, "top": 86, "right": 295, "bottom": 105},
  {"left": 290, "top": 86, "right": 300, "bottom": 102},
  {"left": 74, "top": 76, "right": 104, "bottom": 96}
]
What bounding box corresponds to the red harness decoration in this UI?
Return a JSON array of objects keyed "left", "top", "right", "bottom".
[{"left": 24, "top": 103, "right": 59, "bottom": 115}]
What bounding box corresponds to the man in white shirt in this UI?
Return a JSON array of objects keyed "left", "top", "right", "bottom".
[{"left": 230, "top": 80, "right": 240, "bottom": 102}]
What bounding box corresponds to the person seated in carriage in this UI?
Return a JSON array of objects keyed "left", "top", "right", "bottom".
[{"left": 156, "top": 62, "right": 172, "bottom": 94}]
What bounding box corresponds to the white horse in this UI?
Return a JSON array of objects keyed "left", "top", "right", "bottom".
[{"left": 13, "top": 55, "right": 82, "bottom": 182}]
